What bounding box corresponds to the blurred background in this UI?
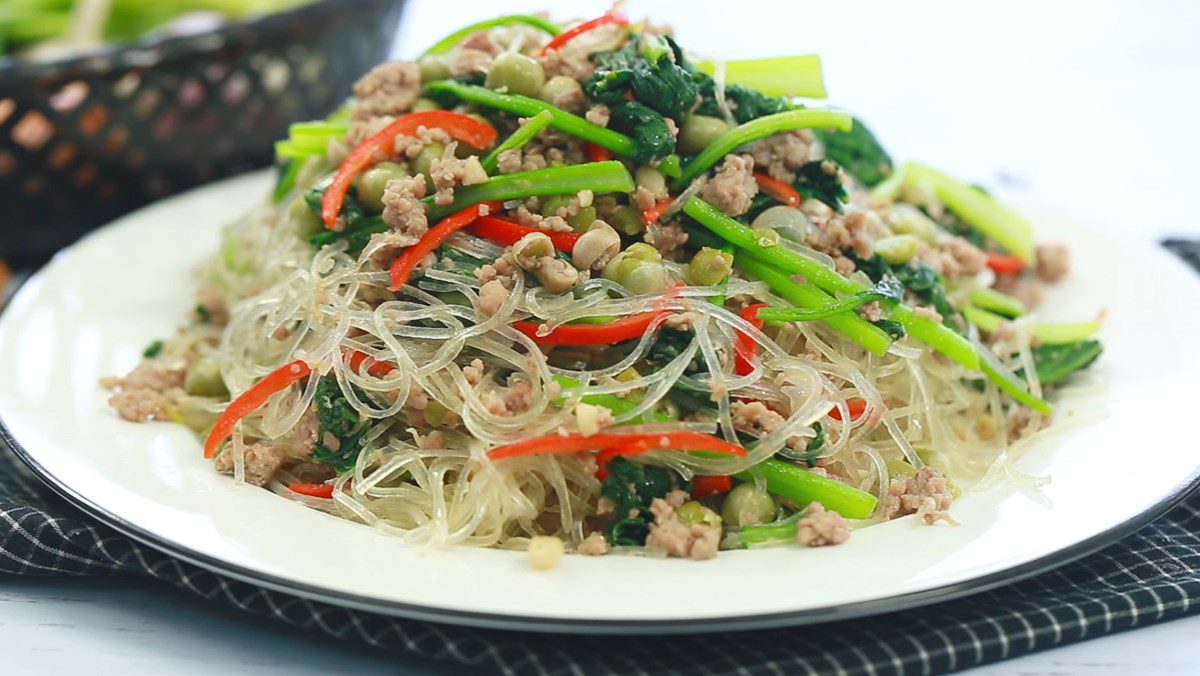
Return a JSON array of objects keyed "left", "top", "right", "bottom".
[{"left": 2, "top": 1, "right": 1200, "bottom": 673}]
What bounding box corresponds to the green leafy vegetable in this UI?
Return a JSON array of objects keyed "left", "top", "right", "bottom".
[
  {"left": 584, "top": 35, "right": 699, "bottom": 121},
  {"left": 305, "top": 187, "right": 387, "bottom": 253},
  {"left": 793, "top": 160, "right": 847, "bottom": 211},
  {"left": 1023, "top": 340, "right": 1103, "bottom": 386},
  {"left": 607, "top": 101, "right": 677, "bottom": 162},
  {"left": 694, "top": 82, "right": 793, "bottom": 124},
  {"left": 756, "top": 279, "right": 903, "bottom": 323},
  {"left": 602, "top": 457, "right": 689, "bottom": 546},
  {"left": 814, "top": 117, "right": 893, "bottom": 187},
  {"left": 142, "top": 340, "right": 164, "bottom": 358},
  {"left": 849, "top": 252, "right": 957, "bottom": 329},
  {"left": 312, "top": 377, "right": 370, "bottom": 473},
  {"left": 195, "top": 304, "right": 211, "bottom": 323}
]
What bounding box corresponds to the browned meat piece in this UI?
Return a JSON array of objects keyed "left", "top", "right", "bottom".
[
  {"left": 380, "top": 175, "right": 429, "bottom": 242},
  {"left": 795, "top": 502, "right": 851, "bottom": 546},
  {"left": 102, "top": 361, "right": 186, "bottom": 422},
  {"left": 883, "top": 466, "right": 957, "bottom": 525},
  {"left": 644, "top": 490, "right": 721, "bottom": 560},
  {"left": 352, "top": 61, "right": 421, "bottom": 121},
  {"left": 1035, "top": 242, "right": 1070, "bottom": 283},
  {"left": 698, "top": 154, "right": 758, "bottom": 217},
  {"left": 213, "top": 442, "right": 287, "bottom": 486}
]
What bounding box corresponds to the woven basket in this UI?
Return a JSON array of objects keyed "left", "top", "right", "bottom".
[{"left": 0, "top": 0, "right": 405, "bottom": 267}]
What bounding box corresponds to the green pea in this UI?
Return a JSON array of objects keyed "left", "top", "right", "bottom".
[
  {"left": 750, "top": 226, "right": 782, "bottom": 247},
  {"left": 568, "top": 206, "right": 597, "bottom": 232},
  {"left": 608, "top": 205, "right": 644, "bottom": 236},
  {"left": 678, "top": 114, "right": 731, "bottom": 155},
  {"left": 185, "top": 358, "right": 228, "bottom": 398},
  {"left": 540, "top": 194, "right": 571, "bottom": 217},
  {"left": 176, "top": 395, "right": 220, "bottom": 434},
  {"left": 889, "top": 206, "right": 940, "bottom": 243},
  {"left": 874, "top": 234, "right": 920, "bottom": 265},
  {"left": 625, "top": 242, "right": 662, "bottom": 262},
  {"left": 485, "top": 52, "right": 545, "bottom": 98},
  {"left": 286, "top": 197, "right": 323, "bottom": 237},
  {"left": 412, "top": 142, "right": 444, "bottom": 190},
  {"left": 417, "top": 55, "right": 452, "bottom": 83},
  {"left": 634, "top": 166, "right": 668, "bottom": 200},
  {"left": 411, "top": 97, "right": 440, "bottom": 112},
  {"left": 886, "top": 460, "right": 917, "bottom": 478},
  {"left": 676, "top": 501, "right": 723, "bottom": 529},
  {"left": 356, "top": 161, "right": 409, "bottom": 213},
  {"left": 686, "top": 247, "right": 734, "bottom": 286},
  {"left": 622, "top": 261, "right": 671, "bottom": 294},
  {"left": 720, "top": 483, "right": 776, "bottom": 527},
  {"left": 752, "top": 205, "right": 807, "bottom": 231},
  {"left": 539, "top": 75, "right": 581, "bottom": 104}
]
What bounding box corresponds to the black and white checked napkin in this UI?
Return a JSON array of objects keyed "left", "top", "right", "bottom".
[{"left": 2, "top": 241, "right": 1199, "bottom": 676}]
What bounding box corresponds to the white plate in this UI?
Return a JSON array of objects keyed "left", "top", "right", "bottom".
[{"left": 2, "top": 171, "right": 1198, "bottom": 634}]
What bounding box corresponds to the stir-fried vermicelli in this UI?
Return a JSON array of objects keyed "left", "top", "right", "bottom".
[{"left": 104, "top": 8, "right": 1103, "bottom": 560}]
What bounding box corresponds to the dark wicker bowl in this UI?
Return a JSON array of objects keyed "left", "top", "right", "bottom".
[{"left": 0, "top": 0, "right": 405, "bottom": 267}]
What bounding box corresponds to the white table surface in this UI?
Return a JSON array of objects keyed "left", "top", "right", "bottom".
[{"left": 4, "top": 0, "right": 1198, "bottom": 673}]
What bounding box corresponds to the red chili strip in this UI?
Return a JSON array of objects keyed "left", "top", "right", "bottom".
[
  {"left": 322, "top": 111, "right": 497, "bottom": 229},
  {"left": 827, "top": 399, "right": 868, "bottom": 421},
  {"left": 734, "top": 303, "right": 768, "bottom": 376},
  {"left": 538, "top": 11, "right": 628, "bottom": 55},
  {"left": 642, "top": 198, "right": 671, "bottom": 225},
  {"left": 511, "top": 310, "right": 672, "bottom": 346},
  {"left": 388, "top": 201, "right": 503, "bottom": 291},
  {"left": 344, "top": 349, "right": 397, "bottom": 376},
  {"left": 753, "top": 171, "right": 802, "bottom": 207},
  {"left": 582, "top": 141, "right": 614, "bottom": 162},
  {"left": 489, "top": 431, "right": 747, "bottom": 461},
  {"left": 288, "top": 483, "right": 334, "bottom": 499},
  {"left": 204, "top": 360, "right": 312, "bottom": 459},
  {"left": 985, "top": 252, "right": 1026, "bottom": 275},
  {"left": 467, "top": 215, "right": 580, "bottom": 252},
  {"left": 692, "top": 475, "right": 734, "bottom": 498}
]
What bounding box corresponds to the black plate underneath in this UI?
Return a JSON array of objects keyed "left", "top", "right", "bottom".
[{"left": 4, "top": 415, "right": 1199, "bottom": 635}]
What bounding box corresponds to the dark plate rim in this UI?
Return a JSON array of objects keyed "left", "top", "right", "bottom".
[{"left": 4, "top": 413, "right": 1199, "bottom": 634}]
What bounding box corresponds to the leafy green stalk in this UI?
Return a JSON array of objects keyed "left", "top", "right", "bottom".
[
  {"left": 736, "top": 512, "right": 804, "bottom": 547},
  {"left": 686, "top": 196, "right": 981, "bottom": 370},
  {"left": 672, "top": 109, "right": 853, "bottom": 188},
  {"left": 735, "top": 255, "right": 893, "bottom": 356},
  {"left": 479, "top": 109, "right": 553, "bottom": 174},
  {"left": 552, "top": 376, "right": 672, "bottom": 424},
  {"left": 963, "top": 304, "right": 1101, "bottom": 345},
  {"left": 899, "top": 162, "right": 1035, "bottom": 263},
  {"left": 312, "top": 377, "right": 369, "bottom": 473},
  {"left": 426, "top": 161, "right": 635, "bottom": 220},
  {"left": 425, "top": 81, "right": 638, "bottom": 157},
  {"left": 1023, "top": 341, "right": 1103, "bottom": 385},
  {"left": 756, "top": 279, "right": 903, "bottom": 322},
  {"left": 967, "top": 287, "right": 1026, "bottom": 318},
  {"left": 693, "top": 55, "right": 826, "bottom": 98},
  {"left": 979, "top": 354, "right": 1053, "bottom": 415},
  {"left": 736, "top": 458, "right": 877, "bottom": 519},
  {"left": 420, "top": 14, "right": 560, "bottom": 56}
]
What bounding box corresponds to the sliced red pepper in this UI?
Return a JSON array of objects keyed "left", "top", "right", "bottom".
[
  {"left": 322, "top": 111, "right": 498, "bottom": 229},
  {"left": 692, "top": 475, "right": 733, "bottom": 498},
  {"left": 594, "top": 440, "right": 654, "bottom": 481},
  {"left": 582, "top": 141, "right": 614, "bottom": 162},
  {"left": 734, "top": 303, "right": 768, "bottom": 376},
  {"left": 489, "top": 431, "right": 747, "bottom": 461},
  {"left": 753, "top": 171, "right": 802, "bottom": 207},
  {"left": 538, "top": 10, "right": 629, "bottom": 55},
  {"left": 511, "top": 310, "right": 671, "bottom": 346},
  {"left": 204, "top": 360, "right": 312, "bottom": 458},
  {"left": 985, "top": 252, "right": 1026, "bottom": 275},
  {"left": 344, "top": 349, "right": 397, "bottom": 376},
  {"left": 467, "top": 215, "right": 580, "bottom": 252},
  {"left": 389, "top": 201, "right": 502, "bottom": 291},
  {"left": 827, "top": 399, "right": 868, "bottom": 421},
  {"left": 288, "top": 482, "right": 334, "bottom": 499},
  {"left": 642, "top": 198, "right": 671, "bottom": 225}
]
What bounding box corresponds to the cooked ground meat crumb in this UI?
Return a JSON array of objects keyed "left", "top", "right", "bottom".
[
  {"left": 883, "top": 466, "right": 957, "bottom": 525},
  {"left": 1035, "top": 242, "right": 1070, "bottom": 283},
  {"left": 584, "top": 104, "right": 611, "bottom": 127},
  {"left": 699, "top": 154, "right": 758, "bottom": 216},
  {"left": 644, "top": 490, "right": 720, "bottom": 560},
  {"left": 102, "top": 361, "right": 186, "bottom": 422},
  {"left": 352, "top": 61, "right": 420, "bottom": 122},
  {"left": 577, "top": 532, "right": 609, "bottom": 556},
  {"left": 795, "top": 502, "right": 851, "bottom": 546},
  {"left": 749, "top": 130, "right": 815, "bottom": 182},
  {"left": 214, "top": 442, "right": 286, "bottom": 486},
  {"left": 643, "top": 221, "right": 689, "bottom": 257},
  {"left": 380, "top": 175, "right": 429, "bottom": 241},
  {"left": 429, "top": 148, "right": 488, "bottom": 206},
  {"left": 475, "top": 278, "right": 511, "bottom": 317}
]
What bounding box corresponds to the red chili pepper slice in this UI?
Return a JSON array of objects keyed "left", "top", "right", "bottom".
[
  {"left": 467, "top": 215, "right": 580, "bottom": 252},
  {"left": 753, "top": 171, "right": 802, "bottom": 207},
  {"left": 691, "top": 475, "right": 734, "bottom": 498},
  {"left": 204, "top": 360, "right": 312, "bottom": 459},
  {"left": 594, "top": 439, "right": 654, "bottom": 481},
  {"left": 642, "top": 198, "right": 671, "bottom": 225},
  {"left": 582, "top": 141, "right": 614, "bottom": 162},
  {"left": 388, "top": 201, "right": 502, "bottom": 291},
  {"left": 734, "top": 303, "right": 768, "bottom": 376},
  {"left": 511, "top": 310, "right": 671, "bottom": 346},
  {"left": 322, "top": 111, "right": 497, "bottom": 230},
  {"left": 288, "top": 482, "right": 334, "bottom": 499},
  {"left": 538, "top": 11, "right": 629, "bottom": 55},
  {"left": 489, "top": 431, "right": 747, "bottom": 461},
  {"left": 985, "top": 252, "right": 1026, "bottom": 275},
  {"left": 827, "top": 399, "right": 868, "bottom": 421},
  {"left": 344, "top": 349, "right": 397, "bottom": 376}
]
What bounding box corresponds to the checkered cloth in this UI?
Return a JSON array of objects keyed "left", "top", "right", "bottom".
[{"left": 2, "top": 242, "right": 1199, "bottom": 676}]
